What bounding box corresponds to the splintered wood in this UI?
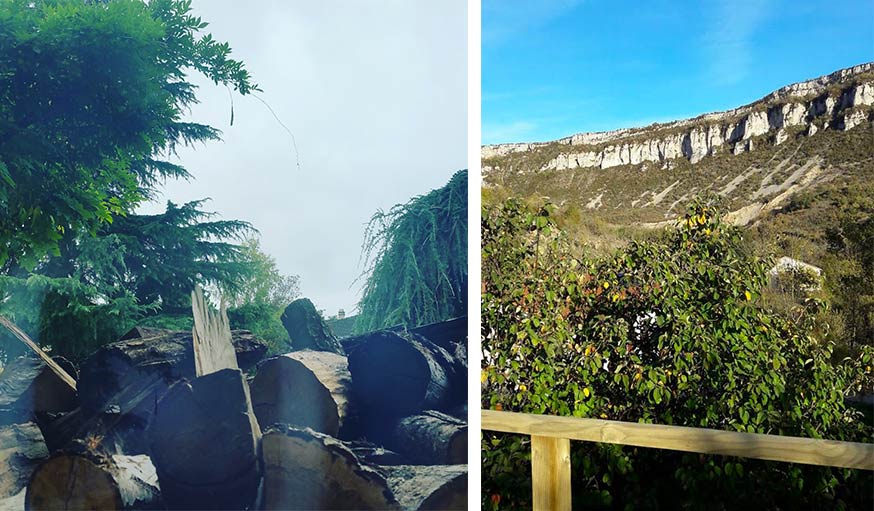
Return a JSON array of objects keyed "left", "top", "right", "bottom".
[
  {"left": 190, "top": 285, "right": 238, "bottom": 376},
  {"left": 0, "top": 315, "right": 77, "bottom": 391}
]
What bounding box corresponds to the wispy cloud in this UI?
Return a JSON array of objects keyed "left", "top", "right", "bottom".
[
  {"left": 483, "top": 0, "right": 584, "bottom": 46},
  {"left": 700, "top": 0, "right": 771, "bottom": 85}
]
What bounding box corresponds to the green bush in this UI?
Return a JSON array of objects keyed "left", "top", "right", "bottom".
[{"left": 482, "top": 197, "right": 873, "bottom": 510}]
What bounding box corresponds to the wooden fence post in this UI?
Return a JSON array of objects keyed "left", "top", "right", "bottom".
[{"left": 531, "top": 435, "right": 571, "bottom": 511}]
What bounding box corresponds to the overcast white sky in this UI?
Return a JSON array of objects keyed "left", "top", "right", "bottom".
[{"left": 138, "top": 1, "right": 467, "bottom": 316}]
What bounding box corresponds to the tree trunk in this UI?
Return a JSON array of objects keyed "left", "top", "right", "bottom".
[
  {"left": 25, "top": 449, "right": 160, "bottom": 510},
  {"left": 250, "top": 351, "right": 352, "bottom": 437},
  {"left": 35, "top": 406, "right": 152, "bottom": 455},
  {"left": 0, "top": 423, "right": 49, "bottom": 500},
  {"left": 260, "top": 425, "right": 399, "bottom": 510},
  {"left": 147, "top": 368, "right": 261, "bottom": 510},
  {"left": 281, "top": 298, "right": 344, "bottom": 354},
  {"left": 381, "top": 464, "right": 467, "bottom": 511},
  {"left": 0, "top": 355, "right": 78, "bottom": 418},
  {"left": 346, "top": 331, "right": 463, "bottom": 417},
  {"left": 76, "top": 329, "right": 267, "bottom": 431},
  {"left": 379, "top": 411, "right": 467, "bottom": 465}
]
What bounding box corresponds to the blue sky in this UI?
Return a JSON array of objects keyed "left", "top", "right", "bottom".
[{"left": 482, "top": 0, "right": 874, "bottom": 145}]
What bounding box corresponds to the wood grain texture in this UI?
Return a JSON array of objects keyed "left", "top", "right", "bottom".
[
  {"left": 191, "top": 285, "right": 237, "bottom": 377},
  {"left": 482, "top": 410, "right": 874, "bottom": 470},
  {"left": 531, "top": 436, "right": 571, "bottom": 511}
]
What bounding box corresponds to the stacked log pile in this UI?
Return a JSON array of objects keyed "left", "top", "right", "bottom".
[{"left": 0, "top": 301, "right": 467, "bottom": 510}]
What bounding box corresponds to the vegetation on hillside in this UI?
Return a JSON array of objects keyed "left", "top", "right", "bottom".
[{"left": 481, "top": 196, "right": 873, "bottom": 510}]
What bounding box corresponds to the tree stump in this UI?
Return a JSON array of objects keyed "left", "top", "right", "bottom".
[
  {"left": 347, "top": 331, "right": 463, "bottom": 416},
  {"left": 281, "top": 298, "right": 344, "bottom": 354},
  {"left": 382, "top": 464, "right": 467, "bottom": 510},
  {"left": 260, "top": 426, "right": 399, "bottom": 510},
  {"left": 250, "top": 351, "right": 352, "bottom": 436},
  {"left": 25, "top": 450, "right": 160, "bottom": 510},
  {"left": 0, "top": 423, "right": 49, "bottom": 500},
  {"left": 147, "top": 368, "right": 261, "bottom": 510}
]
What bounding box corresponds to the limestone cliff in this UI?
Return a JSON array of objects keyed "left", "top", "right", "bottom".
[{"left": 482, "top": 63, "right": 874, "bottom": 172}]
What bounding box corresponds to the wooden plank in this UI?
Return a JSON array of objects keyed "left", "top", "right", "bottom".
[
  {"left": 190, "top": 285, "right": 238, "bottom": 376},
  {"left": 531, "top": 435, "right": 571, "bottom": 511},
  {"left": 482, "top": 410, "right": 874, "bottom": 471},
  {"left": 0, "top": 315, "right": 77, "bottom": 391}
]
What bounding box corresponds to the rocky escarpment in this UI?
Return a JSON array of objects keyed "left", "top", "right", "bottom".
[{"left": 483, "top": 63, "right": 874, "bottom": 172}]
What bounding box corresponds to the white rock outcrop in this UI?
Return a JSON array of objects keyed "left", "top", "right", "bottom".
[{"left": 484, "top": 62, "right": 874, "bottom": 171}]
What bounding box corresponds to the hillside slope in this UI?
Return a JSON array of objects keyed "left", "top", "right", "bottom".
[{"left": 482, "top": 63, "right": 874, "bottom": 260}]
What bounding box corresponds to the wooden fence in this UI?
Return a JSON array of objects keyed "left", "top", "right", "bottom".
[{"left": 481, "top": 409, "right": 874, "bottom": 510}]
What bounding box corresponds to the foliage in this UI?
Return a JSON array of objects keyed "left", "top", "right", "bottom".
[
  {"left": 825, "top": 214, "right": 874, "bottom": 354},
  {"left": 481, "top": 196, "right": 873, "bottom": 510},
  {"left": 0, "top": 0, "right": 257, "bottom": 269},
  {"left": 356, "top": 169, "right": 468, "bottom": 332},
  {"left": 224, "top": 237, "right": 300, "bottom": 354},
  {"left": 0, "top": 200, "right": 254, "bottom": 362},
  {"left": 224, "top": 238, "right": 300, "bottom": 310}
]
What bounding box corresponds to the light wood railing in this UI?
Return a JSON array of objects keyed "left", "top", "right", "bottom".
[{"left": 482, "top": 409, "right": 874, "bottom": 510}]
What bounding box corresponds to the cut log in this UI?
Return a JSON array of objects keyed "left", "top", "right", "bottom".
[
  {"left": 388, "top": 316, "right": 467, "bottom": 353},
  {"left": 35, "top": 406, "right": 152, "bottom": 455},
  {"left": 250, "top": 351, "right": 352, "bottom": 437},
  {"left": 281, "top": 298, "right": 344, "bottom": 354},
  {"left": 148, "top": 368, "right": 261, "bottom": 510},
  {"left": 343, "top": 440, "right": 405, "bottom": 466},
  {"left": 260, "top": 425, "right": 399, "bottom": 510},
  {"left": 76, "top": 329, "right": 267, "bottom": 432},
  {"left": 25, "top": 448, "right": 160, "bottom": 510},
  {"left": 381, "top": 465, "right": 467, "bottom": 511},
  {"left": 0, "top": 355, "right": 78, "bottom": 418},
  {"left": 0, "top": 423, "right": 49, "bottom": 499},
  {"left": 379, "top": 411, "right": 467, "bottom": 465},
  {"left": 347, "top": 331, "right": 463, "bottom": 416}
]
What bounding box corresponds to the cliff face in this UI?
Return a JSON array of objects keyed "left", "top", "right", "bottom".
[{"left": 482, "top": 63, "right": 874, "bottom": 171}]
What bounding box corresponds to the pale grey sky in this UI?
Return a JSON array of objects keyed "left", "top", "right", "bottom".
[{"left": 139, "top": 1, "right": 468, "bottom": 316}]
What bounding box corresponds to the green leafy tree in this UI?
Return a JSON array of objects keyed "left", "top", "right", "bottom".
[
  {"left": 826, "top": 215, "right": 874, "bottom": 354},
  {"left": 0, "top": 200, "right": 254, "bottom": 361},
  {"left": 225, "top": 238, "right": 300, "bottom": 353},
  {"left": 482, "top": 197, "right": 873, "bottom": 510},
  {"left": 356, "top": 169, "right": 468, "bottom": 332},
  {"left": 0, "top": 0, "right": 257, "bottom": 269}
]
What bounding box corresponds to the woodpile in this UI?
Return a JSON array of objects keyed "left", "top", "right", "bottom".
[{"left": 0, "top": 300, "right": 467, "bottom": 509}]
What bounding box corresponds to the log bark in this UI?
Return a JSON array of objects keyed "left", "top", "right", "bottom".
[
  {"left": 343, "top": 440, "right": 404, "bottom": 466},
  {"left": 281, "top": 298, "right": 344, "bottom": 354},
  {"left": 381, "top": 464, "right": 467, "bottom": 511},
  {"left": 0, "top": 423, "right": 49, "bottom": 500},
  {"left": 0, "top": 355, "right": 78, "bottom": 418},
  {"left": 260, "top": 425, "right": 399, "bottom": 510},
  {"left": 147, "top": 368, "right": 261, "bottom": 510},
  {"left": 346, "top": 331, "right": 463, "bottom": 417},
  {"left": 389, "top": 316, "right": 467, "bottom": 353},
  {"left": 25, "top": 449, "right": 160, "bottom": 510},
  {"left": 380, "top": 411, "right": 467, "bottom": 465},
  {"left": 250, "top": 351, "right": 352, "bottom": 437},
  {"left": 77, "top": 329, "right": 266, "bottom": 426}
]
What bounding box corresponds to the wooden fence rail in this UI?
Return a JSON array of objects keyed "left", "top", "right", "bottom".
[{"left": 482, "top": 409, "right": 874, "bottom": 510}]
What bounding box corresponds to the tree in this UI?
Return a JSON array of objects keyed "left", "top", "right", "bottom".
[
  {"left": 224, "top": 238, "right": 301, "bottom": 354},
  {"left": 356, "top": 169, "right": 467, "bottom": 332},
  {"left": 0, "top": 0, "right": 257, "bottom": 270},
  {"left": 481, "top": 197, "right": 872, "bottom": 510},
  {"left": 0, "top": 200, "right": 255, "bottom": 361}
]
